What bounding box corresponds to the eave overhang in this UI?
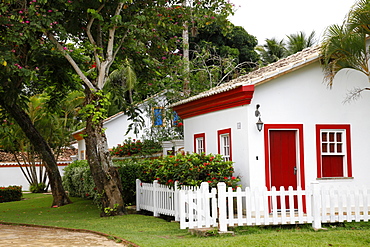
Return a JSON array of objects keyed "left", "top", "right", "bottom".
[{"left": 173, "top": 85, "right": 254, "bottom": 119}]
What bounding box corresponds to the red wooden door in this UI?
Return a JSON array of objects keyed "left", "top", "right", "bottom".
[{"left": 269, "top": 130, "right": 298, "bottom": 209}]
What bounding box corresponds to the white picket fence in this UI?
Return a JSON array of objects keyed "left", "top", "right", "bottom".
[{"left": 136, "top": 179, "right": 370, "bottom": 231}]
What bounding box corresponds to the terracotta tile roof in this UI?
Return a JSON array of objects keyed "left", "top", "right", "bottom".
[
  {"left": 172, "top": 45, "right": 321, "bottom": 107},
  {"left": 0, "top": 149, "right": 77, "bottom": 163}
]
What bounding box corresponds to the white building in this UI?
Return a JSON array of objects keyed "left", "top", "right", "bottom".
[
  {"left": 173, "top": 45, "right": 370, "bottom": 191},
  {"left": 73, "top": 91, "right": 183, "bottom": 160}
]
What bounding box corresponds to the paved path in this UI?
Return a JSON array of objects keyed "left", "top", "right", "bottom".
[{"left": 0, "top": 224, "right": 131, "bottom": 247}]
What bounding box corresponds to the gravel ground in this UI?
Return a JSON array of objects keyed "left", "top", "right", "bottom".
[{"left": 0, "top": 224, "right": 132, "bottom": 247}]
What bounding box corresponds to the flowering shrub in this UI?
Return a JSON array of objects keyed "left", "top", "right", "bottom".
[
  {"left": 0, "top": 185, "right": 22, "bottom": 203},
  {"left": 111, "top": 138, "right": 162, "bottom": 157},
  {"left": 138, "top": 153, "right": 241, "bottom": 189}
]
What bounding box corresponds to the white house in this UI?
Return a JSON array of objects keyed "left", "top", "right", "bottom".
[
  {"left": 172, "top": 45, "right": 370, "bottom": 192},
  {"left": 72, "top": 91, "right": 183, "bottom": 159}
]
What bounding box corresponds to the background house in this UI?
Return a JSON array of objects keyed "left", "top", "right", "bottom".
[
  {"left": 173, "top": 45, "right": 370, "bottom": 191},
  {"left": 73, "top": 91, "right": 183, "bottom": 160}
]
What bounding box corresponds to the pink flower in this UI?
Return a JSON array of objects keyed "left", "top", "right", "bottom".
[
  {"left": 48, "top": 10, "right": 53, "bottom": 13},
  {"left": 63, "top": 47, "right": 67, "bottom": 50}
]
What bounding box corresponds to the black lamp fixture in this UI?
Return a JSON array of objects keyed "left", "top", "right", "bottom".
[{"left": 255, "top": 104, "right": 264, "bottom": 132}]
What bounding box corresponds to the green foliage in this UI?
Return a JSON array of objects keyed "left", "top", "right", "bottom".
[
  {"left": 63, "top": 159, "right": 140, "bottom": 206},
  {"left": 138, "top": 153, "right": 240, "bottom": 188},
  {"left": 63, "top": 153, "right": 240, "bottom": 206},
  {"left": 257, "top": 31, "right": 317, "bottom": 66},
  {"left": 29, "top": 183, "right": 47, "bottom": 193},
  {"left": 111, "top": 138, "right": 162, "bottom": 157},
  {"left": 0, "top": 185, "right": 22, "bottom": 203},
  {"left": 79, "top": 91, "right": 111, "bottom": 124},
  {"left": 115, "top": 159, "right": 141, "bottom": 205},
  {"left": 103, "top": 203, "right": 120, "bottom": 216},
  {"left": 62, "top": 160, "right": 101, "bottom": 205},
  {"left": 321, "top": 0, "right": 370, "bottom": 88}
]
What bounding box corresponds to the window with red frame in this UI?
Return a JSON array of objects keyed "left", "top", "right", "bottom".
[
  {"left": 218, "top": 128, "right": 232, "bottom": 161},
  {"left": 316, "top": 124, "right": 352, "bottom": 178},
  {"left": 194, "top": 133, "right": 205, "bottom": 154}
]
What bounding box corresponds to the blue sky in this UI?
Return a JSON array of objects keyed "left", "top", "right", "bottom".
[{"left": 229, "top": 0, "right": 357, "bottom": 44}]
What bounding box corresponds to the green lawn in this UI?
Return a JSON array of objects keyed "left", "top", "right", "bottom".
[{"left": 1, "top": 193, "right": 370, "bottom": 246}]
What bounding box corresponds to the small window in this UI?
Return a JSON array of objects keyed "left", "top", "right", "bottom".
[
  {"left": 194, "top": 133, "right": 205, "bottom": 154},
  {"left": 316, "top": 125, "right": 352, "bottom": 178},
  {"left": 218, "top": 128, "right": 232, "bottom": 161},
  {"left": 152, "top": 107, "right": 164, "bottom": 126}
]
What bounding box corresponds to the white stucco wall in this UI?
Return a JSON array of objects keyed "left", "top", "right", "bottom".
[
  {"left": 183, "top": 61, "right": 370, "bottom": 189},
  {"left": 184, "top": 106, "right": 251, "bottom": 188},
  {"left": 0, "top": 164, "right": 68, "bottom": 191}
]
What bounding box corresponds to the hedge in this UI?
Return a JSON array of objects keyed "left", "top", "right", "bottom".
[
  {"left": 0, "top": 186, "right": 22, "bottom": 203},
  {"left": 62, "top": 153, "right": 240, "bottom": 206},
  {"left": 62, "top": 159, "right": 139, "bottom": 206}
]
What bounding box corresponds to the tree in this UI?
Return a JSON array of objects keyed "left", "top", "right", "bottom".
[
  {"left": 285, "top": 31, "right": 316, "bottom": 56},
  {"left": 257, "top": 31, "right": 317, "bottom": 65},
  {"left": 0, "top": 1, "right": 76, "bottom": 206},
  {"left": 0, "top": 93, "right": 83, "bottom": 193},
  {"left": 184, "top": 22, "right": 259, "bottom": 94},
  {"left": 320, "top": 0, "right": 370, "bottom": 99},
  {"left": 6, "top": 0, "right": 232, "bottom": 216},
  {"left": 256, "top": 38, "right": 286, "bottom": 65}
]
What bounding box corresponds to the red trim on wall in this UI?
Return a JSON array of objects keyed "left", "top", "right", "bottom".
[
  {"left": 218, "top": 128, "right": 232, "bottom": 161},
  {"left": 315, "top": 124, "right": 352, "bottom": 178},
  {"left": 264, "top": 124, "right": 305, "bottom": 190},
  {"left": 194, "top": 133, "right": 206, "bottom": 153},
  {"left": 173, "top": 85, "right": 254, "bottom": 119}
]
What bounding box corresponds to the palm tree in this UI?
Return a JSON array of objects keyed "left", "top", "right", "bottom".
[
  {"left": 256, "top": 38, "right": 286, "bottom": 65},
  {"left": 285, "top": 31, "right": 316, "bottom": 56},
  {"left": 320, "top": 0, "right": 370, "bottom": 91}
]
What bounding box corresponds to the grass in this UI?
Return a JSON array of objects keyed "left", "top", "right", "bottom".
[{"left": 2, "top": 194, "right": 370, "bottom": 246}]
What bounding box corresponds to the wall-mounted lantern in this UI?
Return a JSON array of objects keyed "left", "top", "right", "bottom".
[{"left": 255, "top": 104, "right": 264, "bottom": 132}]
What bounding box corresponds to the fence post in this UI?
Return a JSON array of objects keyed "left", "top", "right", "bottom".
[
  {"left": 200, "top": 182, "right": 209, "bottom": 228},
  {"left": 136, "top": 179, "right": 141, "bottom": 212},
  {"left": 153, "top": 180, "right": 159, "bottom": 217},
  {"left": 311, "top": 181, "right": 322, "bottom": 229},
  {"left": 174, "top": 181, "right": 179, "bottom": 221},
  {"left": 218, "top": 182, "right": 227, "bottom": 232}
]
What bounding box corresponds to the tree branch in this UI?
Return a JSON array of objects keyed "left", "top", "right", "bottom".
[
  {"left": 45, "top": 31, "right": 97, "bottom": 91},
  {"left": 343, "top": 87, "right": 370, "bottom": 103},
  {"left": 86, "top": 4, "right": 105, "bottom": 71},
  {"left": 97, "top": 2, "right": 124, "bottom": 89}
]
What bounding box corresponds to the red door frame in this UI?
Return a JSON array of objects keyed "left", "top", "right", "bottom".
[{"left": 264, "top": 124, "right": 306, "bottom": 191}]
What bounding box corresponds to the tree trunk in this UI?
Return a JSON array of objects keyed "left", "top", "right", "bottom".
[
  {"left": 0, "top": 98, "right": 71, "bottom": 207},
  {"left": 84, "top": 90, "right": 125, "bottom": 216}
]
